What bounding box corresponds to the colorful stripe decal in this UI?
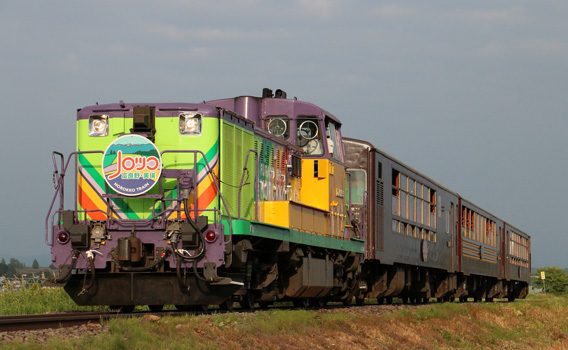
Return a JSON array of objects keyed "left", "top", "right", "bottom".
[
  {"left": 78, "top": 154, "right": 133, "bottom": 220},
  {"left": 77, "top": 138, "right": 220, "bottom": 221}
]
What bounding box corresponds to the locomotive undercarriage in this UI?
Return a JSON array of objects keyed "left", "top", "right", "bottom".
[
  {"left": 225, "top": 236, "right": 363, "bottom": 310},
  {"left": 57, "top": 232, "right": 363, "bottom": 311},
  {"left": 58, "top": 228, "right": 243, "bottom": 310},
  {"left": 357, "top": 261, "right": 529, "bottom": 304}
]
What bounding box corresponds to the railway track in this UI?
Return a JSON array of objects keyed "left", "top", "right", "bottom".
[
  {"left": 0, "top": 310, "right": 177, "bottom": 332},
  {"left": 0, "top": 301, "right": 421, "bottom": 333},
  {"left": 0, "top": 307, "right": 239, "bottom": 333}
]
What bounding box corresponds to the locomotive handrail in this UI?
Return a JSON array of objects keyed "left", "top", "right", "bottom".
[
  {"left": 160, "top": 149, "right": 233, "bottom": 244},
  {"left": 45, "top": 151, "right": 103, "bottom": 246},
  {"left": 46, "top": 149, "right": 234, "bottom": 245},
  {"left": 149, "top": 197, "right": 223, "bottom": 230},
  {"left": 361, "top": 190, "right": 368, "bottom": 243},
  {"left": 52, "top": 151, "right": 65, "bottom": 226},
  {"left": 345, "top": 171, "right": 352, "bottom": 240},
  {"left": 237, "top": 149, "right": 258, "bottom": 221}
]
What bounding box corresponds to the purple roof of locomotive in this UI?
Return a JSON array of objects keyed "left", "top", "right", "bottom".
[
  {"left": 76, "top": 102, "right": 220, "bottom": 120},
  {"left": 207, "top": 95, "right": 342, "bottom": 154},
  {"left": 206, "top": 95, "right": 342, "bottom": 126}
]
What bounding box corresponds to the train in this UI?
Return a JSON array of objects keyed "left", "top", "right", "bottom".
[{"left": 45, "top": 88, "right": 530, "bottom": 311}]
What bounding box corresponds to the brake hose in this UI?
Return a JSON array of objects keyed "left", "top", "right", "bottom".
[
  {"left": 170, "top": 198, "right": 205, "bottom": 260},
  {"left": 114, "top": 249, "right": 171, "bottom": 272},
  {"left": 49, "top": 250, "right": 79, "bottom": 284}
]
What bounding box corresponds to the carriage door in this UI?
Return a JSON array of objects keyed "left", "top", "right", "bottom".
[
  {"left": 375, "top": 160, "right": 384, "bottom": 252},
  {"left": 501, "top": 227, "right": 509, "bottom": 280},
  {"left": 450, "top": 203, "right": 455, "bottom": 271}
]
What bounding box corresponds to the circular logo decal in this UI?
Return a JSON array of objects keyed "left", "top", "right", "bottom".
[{"left": 102, "top": 134, "right": 162, "bottom": 196}]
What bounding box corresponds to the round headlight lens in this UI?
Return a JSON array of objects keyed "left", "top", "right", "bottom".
[
  {"left": 89, "top": 115, "right": 109, "bottom": 137},
  {"left": 93, "top": 119, "right": 106, "bottom": 132},
  {"left": 179, "top": 113, "right": 201, "bottom": 135},
  {"left": 185, "top": 118, "right": 198, "bottom": 131}
]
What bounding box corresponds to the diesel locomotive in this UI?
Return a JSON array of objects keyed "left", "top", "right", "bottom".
[{"left": 45, "top": 88, "right": 530, "bottom": 311}]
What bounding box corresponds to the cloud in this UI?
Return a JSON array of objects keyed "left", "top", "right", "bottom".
[
  {"left": 477, "top": 38, "right": 568, "bottom": 58},
  {"left": 295, "top": 0, "right": 340, "bottom": 20},
  {"left": 151, "top": 26, "right": 290, "bottom": 42},
  {"left": 58, "top": 54, "right": 82, "bottom": 72},
  {"left": 372, "top": 5, "right": 419, "bottom": 19},
  {"left": 439, "top": 7, "right": 531, "bottom": 24}
]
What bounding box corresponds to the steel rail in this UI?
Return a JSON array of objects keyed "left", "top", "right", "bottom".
[{"left": 0, "top": 311, "right": 153, "bottom": 332}]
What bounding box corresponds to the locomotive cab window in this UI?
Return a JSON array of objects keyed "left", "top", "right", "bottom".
[
  {"left": 297, "top": 116, "right": 323, "bottom": 156},
  {"left": 265, "top": 115, "right": 290, "bottom": 139},
  {"left": 325, "top": 118, "right": 343, "bottom": 162}
]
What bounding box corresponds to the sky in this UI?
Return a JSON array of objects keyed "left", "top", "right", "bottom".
[{"left": 0, "top": 1, "right": 566, "bottom": 268}]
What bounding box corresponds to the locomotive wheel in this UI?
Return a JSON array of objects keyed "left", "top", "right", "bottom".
[
  {"left": 293, "top": 299, "right": 310, "bottom": 308},
  {"left": 175, "top": 305, "right": 190, "bottom": 311},
  {"left": 220, "top": 299, "right": 235, "bottom": 311},
  {"left": 309, "top": 298, "right": 325, "bottom": 308},
  {"left": 110, "top": 305, "right": 135, "bottom": 313},
  {"left": 192, "top": 304, "right": 209, "bottom": 313},
  {"left": 258, "top": 301, "right": 272, "bottom": 309},
  {"left": 241, "top": 292, "right": 257, "bottom": 310},
  {"left": 377, "top": 297, "right": 384, "bottom": 305},
  {"left": 355, "top": 297, "right": 365, "bottom": 306},
  {"left": 148, "top": 305, "right": 164, "bottom": 312},
  {"left": 385, "top": 297, "right": 393, "bottom": 304}
]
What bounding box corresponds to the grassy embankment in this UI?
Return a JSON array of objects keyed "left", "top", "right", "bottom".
[{"left": 1, "top": 285, "right": 567, "bottom": 349}]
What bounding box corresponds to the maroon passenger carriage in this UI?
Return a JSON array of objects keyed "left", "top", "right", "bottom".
[{"left": 344, "top": 138, "right": 530, "bottom": 303}]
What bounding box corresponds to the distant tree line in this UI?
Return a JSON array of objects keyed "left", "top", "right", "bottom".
[
  {"left": 532, "top": 266, "right": 568, "bottom": 294},
  {"left": 0, "top": 258, "right": 24, "bottom": 275},
  {"left": 0, "top": 258, "right": 51, "bottom": 276}
]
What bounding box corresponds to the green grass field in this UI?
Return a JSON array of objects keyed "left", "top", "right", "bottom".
[{"left": 1, "top": 286, "right": 566, "bottom": 349}]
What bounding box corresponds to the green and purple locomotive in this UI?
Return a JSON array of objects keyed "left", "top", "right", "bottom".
[{"left": 46, "top": 89, "right": 364, "bottom": 311}]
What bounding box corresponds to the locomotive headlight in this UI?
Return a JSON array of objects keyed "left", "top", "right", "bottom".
[
  {"left": 89, "top": 115, "right": 109, "bottom": 137},
  {"left": 179, "top": 113, "right": 201, "bottom": 136}
]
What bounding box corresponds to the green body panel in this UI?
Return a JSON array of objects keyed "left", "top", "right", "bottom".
[
  {"left": 76, "top": 115, "right": 220, "bottom": 220},
  {"left": 220, "top": 121, "right": 255, "bottom": 220},
  {"left": 224, "top": 219, "right": 365, "bottom": 254}
]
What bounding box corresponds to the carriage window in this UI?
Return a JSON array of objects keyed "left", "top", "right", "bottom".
[
  {"left": 297, "top": 116, "right": 323, "bottom": 156},
  {"left": 265, "top": 116, "right": 290, "bottom": 139},
  {"left": 392, "top": 168, "right": 438, "bottom": 239}
]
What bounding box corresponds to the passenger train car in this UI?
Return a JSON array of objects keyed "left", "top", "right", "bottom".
[
  {"left": 45, "top": 89, "right": 529, "bottom": 311},
  {"left": 343, "top": 139, "right": 530, "bottom": 304}
]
